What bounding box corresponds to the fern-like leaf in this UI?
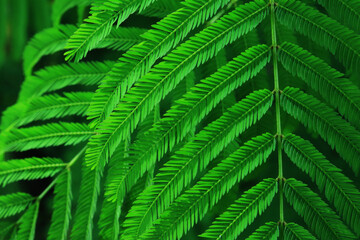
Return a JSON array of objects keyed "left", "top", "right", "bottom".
[
  {"left": 23, "top": 25, "right": 76, "bottom": 76},
  {"left": 137, "top": 133, "right": 276, "bottom": 240},
  {"left": 0, "top": 221, "right": 16, "bottom": 240},
  {"left": 123, "top": 89, "right": 274, "bottom": 238},
  {"left": 314, "top": 0, "right": 360, "bottom": 33},
  {"left": 103, "top": 44, "right": 271, "bottom": 206},
  {"left": 246, "top": 222, "right": 279, "bottom": 240},
  {"left": 17, "top": 202, "right": 39, "bottom": 240},
  {"left": 0, "top": 157, "right": 65, "bottom": 187},
  {"left": 96, "top": 27, "right": 147, "bottom": 51},
  {"left": 279, "top": 42, "right": 360, "bottom": 128},
  {"left": 70, "top": 164, "right": 101, "bottom": 240},
  {"left": 281, "top": 87, "right": 360, "bottom": 174},
  {"left": 0, "top": 193, "right": 34, "bottom": 219},
  {"left": 52, "top": 0, "right": 91, "bottom": 26},
  {"left": 3, "top": 122, "right": 93, "bottom": 152},
  {"left": 199, "top": 178, "right": 278, "bottom": 240},
  {"left": 284, "top": 222, "right": 317, "bottom": 240},
  {"left": 13, "top": 92, "right": 93, "bottom": 128},
  {"left": 276, "top": 0, "right": 360, "bottom": 73},
  {"left": 64, "top": 0, "right": 156, "bottom": 61},
  {"left": 86, "top": 0, "right": 269, "bottom": 174},
  {"left": 98, "top": 142, "right": 128, "bottom": 240},
  {"left": 19, "top": 61, "right": 114, "bottom": 102},
  {"left": 87, "top": 0, "right": 232, "bottom": 126},
  {"left": 140, "top": 0, "right": 182, "bottom": 18},
  {"left": 283, "top": 133, "right": 360, "bottom": 236},
  {"left": 48, "top": 169, "right": 72, "bottom": 240},
  {"left": 283, "top": 178, "right": 356, "bottom": 239}
]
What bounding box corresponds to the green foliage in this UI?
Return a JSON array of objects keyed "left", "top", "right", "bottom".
[
  {"left": 0, "top": 193, "right": 34, "bottom": 219},
  {"left": 200, "top": 178, "right": 278, "bottom": 239},
  {"left": 283, "top": 178, "right": 356, "bottom": 239},
  {"left": 48, "top": 170, "right": 72, "bottom": 240},
  {"left": 0, "top": 0, "right": 359, "bottom": 239},
  {"left": 0, "top": 157, "right": 65, "bottom": 187}
]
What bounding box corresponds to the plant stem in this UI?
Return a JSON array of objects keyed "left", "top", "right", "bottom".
[
  {"left": 67, "top": 146, "right": 86, "bottom": 169},
  {"left": 37, "top": 147, "right": 85, "bottom": 201},
  {"left": 270, "top": 0, "right": 285, "bottom": 237}
]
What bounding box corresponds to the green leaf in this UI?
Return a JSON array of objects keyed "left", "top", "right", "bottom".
[
  {"left": 87, "top": 0, "right": 232, "bottom": 126},
  {"left": 284, "top": 222, "right": 317, "bottom": 240},
  {"left": 64, "top": 0, "right": 157, "bottom": 61},
  {"left": 19, "top": 61, "right": 114, "bottom": 102},
  {"left": 314, "top": 0, "right": 360, "bottom": 33},
  {"left": 52, "top": 0, "right": 91, "bottom": 26},
  {"left": 96, "top": 27, "right": 147, "bottom": 51},
  {"left": 276, "top": 0, "right": 360, "bottom": 73},
  {"left": 48, "top": 170, "right": 72, "bottom": 240},
  {"left": 139, "top": 0, "right": 182, "bottom": 18},
  {"left": 281, "top": 87, "right": 360, "bottom": 174},
  {"left": 98, "top": 142, "right": 129, "bottom": 240},
  {"left": 14, "top": 92, "right": 92, "bottom": 129},
  {"left": 200, "top": 178, "right": 278, "bottom": 240},
  {"left": 0, "top": 221, "right": 16, "bottom": 240},
  {"left": 246, "top": 222, "right": 279, "bottom": 240},
  {"left": 0, "top": 157, "right": 65, "bottom": 187},
  {"left": 103, "top": 44, "right": 271, "bottom": 208},
  {"left": 283, "top": 133, "right": 360, "bottom": 236},
  {"left": 23, "top": 25, "right": 77, "bottom": 76},
  {"left": 3, "top": 122, "right": 93, "bottom": 152},
  {"left": 0, "top": 193, "right": 34, "bottom": 219},
  {"left": 137, "top": 133, "right": 276, "bottom": 240},
  {"left": 124, "top": 90, "right": 274, "bottom": 238},
  {"left": 70, "top": 163, "right": 101, "bottom": 240},
  {"left": 279, "top": 42, "right": 360, "bottom": 128},
  {"left": 85, "top": 0, "right": 269, "bottom": 175},
  {"left": 17, "top": 202, "right": 39, "bottom": 240},
  {"left": 283, "top": 178, "right": 356, "bottom": 239}
]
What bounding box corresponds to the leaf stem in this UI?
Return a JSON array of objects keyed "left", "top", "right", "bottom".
[{"left": 270, "top": 0, "right": 285, "bottom": 237}]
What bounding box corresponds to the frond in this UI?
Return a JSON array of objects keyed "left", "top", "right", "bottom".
[
  {"left": 278, "top": 42, "right": 360, "bottom": 128},
  {"left": 3, "top": 122, "right": 93, "bottom": 152},
  {"left": 246, "top": 222, "right": 279, "bottom": 240},
  {"left": 137, "top": 133, "right": 276, "bottom": 240},
  {"left": 98, "top": 111, "right": 156, "bottom": 239},
  {"left": 17, "top": 202, "right": 39, "bottom": 240},
  {"left": 276, "top": 0, "right": 360, "bottom": 73},
  {"left": 0, "top": 193, "right": 34, "bottom": 219},
  {"left": 18, "top": 61, "right": 114, "bottom": 102},
  {"left": 52, "top": 0, "right": 91, "bottom": 26},
  {"left": 48, "top": 169, "right": 72, "bottom": 240},
  {"left": 199, "top": 178, "right": 278, "bottom": 240},
  {"left": 314, "top": 0, "right": 360, "bottom": 33},
  {"left": 1, "top": 61, "right": 112, "bottom": 133},
  {"left": 284, "top": 222, "right": 316, "bottom": 240},
  {"left": 87, "top": 0, "right": 233, "bottom": 126},
  {"left": 103, "top": 44, "right": 271, "bottom": 208},
  {"left": 123, "top": 90, "right": 274, "bottom": 238},
  {"left": 283, "top": 178, "right": 356, "bottom": 239},
  {"left": 0, "top": 157, "right": 65, "bottom": 187},
  {"left": 70, "top": 164, "right": 101, "bottom": 240},
  {"left": 283, "top": 133, "right": 360, "bottom": 236},
  {"left": 85, "top": 0, "right": 269, "bottom": 173},
  {"left": 96, "top": 27, "right": 147, "bottom": 51},
  {"left": 13, "top": 92, "right": 93, "bottom": 128},
  {"left": 98, "top": 142, "right": 128, "bottom": 240},
  {"left": 23, "top": 25, "right": 77, "bottom": 76},
  {"left": 280, "top": 87, "right": 360, "bottom": 174},
  {"left": 0, "top": 221, "right": 16, "bottom": 240},
  {"left": 64, "top": 0, "right": 156, "bottom": 61},
  {"left": 140, "top": 0, "right": 182, "bottom": 18}
]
